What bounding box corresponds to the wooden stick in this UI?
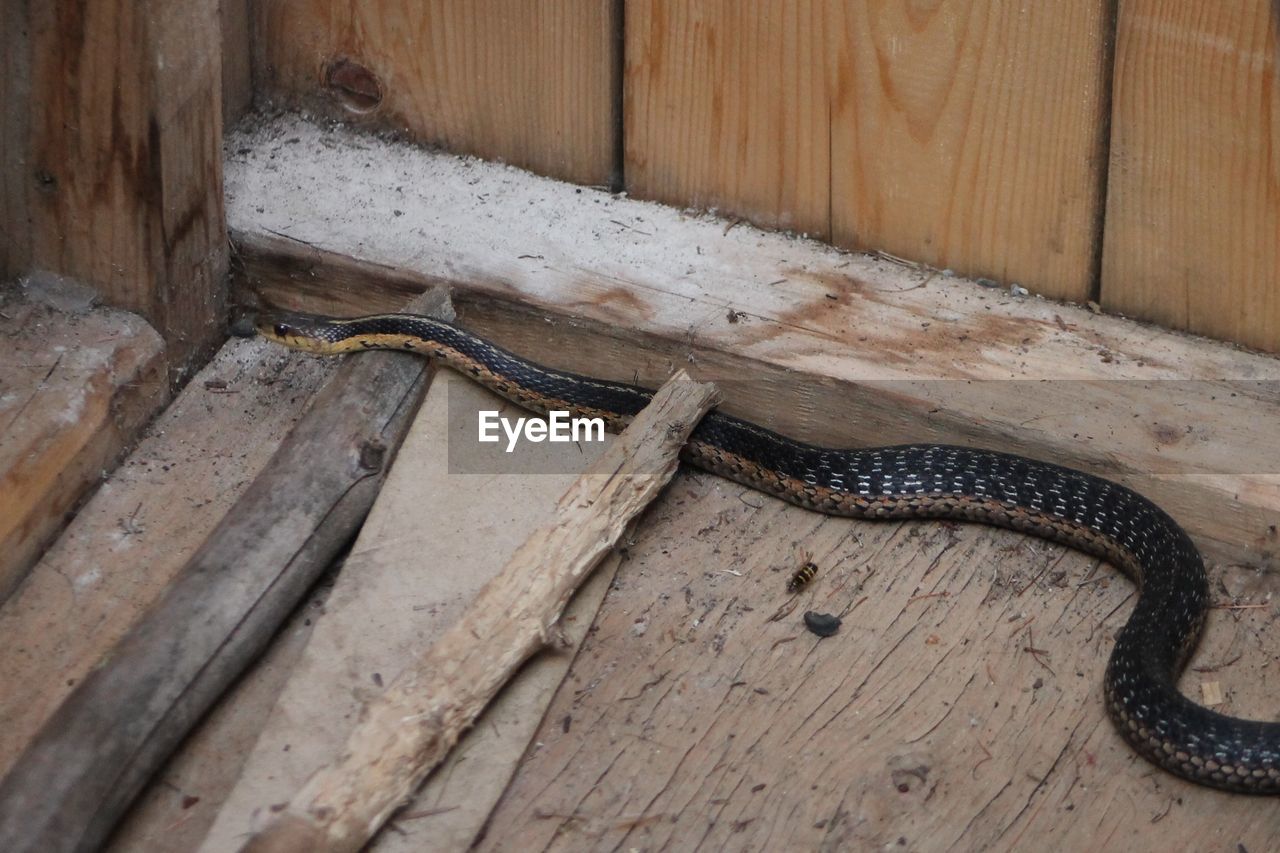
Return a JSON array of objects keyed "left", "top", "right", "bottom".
[
  {"left": 0, "top": 292, "right": 448, "bottom": 853},
  {"left": 240, "top": 370, "right": 720, "bottom": 853}
]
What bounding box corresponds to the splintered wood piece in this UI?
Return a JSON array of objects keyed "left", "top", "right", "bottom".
[
  {"left": 0, "top": 294, "right": 444, "bottom": 853},
  {"left": 240, "top": 371, "right": 720, "bottom": 853}
]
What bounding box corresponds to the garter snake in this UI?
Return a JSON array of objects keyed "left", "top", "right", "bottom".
[{"left": 257, "top": 309, "right": 1280, "bottom": 794}]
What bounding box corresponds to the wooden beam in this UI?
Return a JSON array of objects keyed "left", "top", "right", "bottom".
[
  {"left": 222, "top": 115, "right": 1280, "bottom": 575},
  {"left": 241, "top": 371, "right": 719, "bottom": 853},
  {"left": 1101, "top": 1, "right": 1280, "bottom": 353},
  {"left": 0, "top": 283, "right": 166, "bottom": 601},
  {"left": 0, "top": 0, "right": 228, "bottom": 375},
  {"left": 0, "top": 295, "right": 441, "bottom": 853},
  {"left": 254, "top": 0, "right": 620, "bottom": 187}
]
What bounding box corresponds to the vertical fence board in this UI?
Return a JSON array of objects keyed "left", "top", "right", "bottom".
[
  {"left": 827, "top": 1, "right": 1112, "bottom": 301},
  {"left": 1101, "top": 1, "right": 1280, "bottom": 352},
  {"left": 625, "top": 1, "right": 1111, "bottom": 302},
  {"left": 625, "top": 0, "right": 832, "bottom": 237},
  {"left": 255, "top": 0, "right": 618, "bottom": 187}
]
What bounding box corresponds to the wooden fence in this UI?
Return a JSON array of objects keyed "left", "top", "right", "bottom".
[
  {"left": 5, "top": 2, "right": 1269, "bottom": 354},
  {"left": 242, "top": 0, "right": 1279, "bottom": 353}
]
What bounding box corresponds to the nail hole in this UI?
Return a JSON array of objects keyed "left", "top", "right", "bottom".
[{"left": 325, "top": 58, "right": 383, "bottom": 113}]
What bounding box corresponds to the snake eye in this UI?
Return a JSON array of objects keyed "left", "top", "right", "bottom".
[{"left": 274, "top": 322, "right": 290, "bottom": 337}]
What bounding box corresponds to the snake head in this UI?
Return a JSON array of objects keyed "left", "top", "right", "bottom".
[{"left": 253, "top": 311, "right": 340, "bottom": 353}]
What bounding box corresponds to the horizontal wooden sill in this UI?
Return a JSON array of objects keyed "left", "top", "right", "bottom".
[{"left": 225, "top": 114, "right": 1280, "bottom": 573}]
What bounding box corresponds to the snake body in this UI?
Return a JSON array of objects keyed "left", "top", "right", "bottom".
[{"left": 258, "top": 310, "right": 1280, "bottom": 793}]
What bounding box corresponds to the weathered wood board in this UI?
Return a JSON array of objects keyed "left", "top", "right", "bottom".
[
  {"left": 0, "top": 280, "right": 166, "bottom": 601},
  {"left": 224, "top": 115, "right": 1280, "bottom": 578},
  {"left": 194, "top": 371, "right": 619, "bottom": 851},
  {"left": 476, "top": 469, "right": 1280, "bottom": 850},
  {"left": 624, "top": 1, "right": 1113, "bottom": 301},
  {"left": 223, "top": 0, "right": 254, "bottom": 124},
  {"left": 1101, "top": 1, "right": 1280, "bottom": 353},
  {"left": 254, "top": 0, "right": 620, "bottom": 187},
  {"left": 0, "top": 336, "right": 336, "bottom": 782}
]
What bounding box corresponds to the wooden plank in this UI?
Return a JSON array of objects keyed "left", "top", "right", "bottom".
[
  {"left": 1101, "top": 1, "right": 1280, "bottom": 353},
  {"left": 223, "top": 115, "right": 1280, "bottom": 576},
  {"left": 624, "top": 1, "right": 1112, "bottom": 301},
  {"left": 255, "top": 0, "right": 619, "bottom": 187},
  {"left": 0, "top": 0, "right": 227, "bottom": 370},
  {"left": 195, "top": 371, "right": 618, "bottom": 852},
  {"left": 0, "top": 293, "right": 442, "bottom": 853},
  {"left": 109, "top": 578, "right": 329, "bottom": 853},
  {"left": 115, "top": 358, "right": 1280, "bottom": 849},
  {"left": 0, "top": 281, "right": 166, "bottom": 601},
  {"left": 0, "top": 339, "right": 336, "bottom": 790},
  {"left": 474, "top": 470, "right": 1280, "bottom": 849}
]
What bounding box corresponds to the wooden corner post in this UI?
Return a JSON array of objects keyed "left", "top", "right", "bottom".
[{"left": 1, "top": 0, "right": 229, "bottom": 377}]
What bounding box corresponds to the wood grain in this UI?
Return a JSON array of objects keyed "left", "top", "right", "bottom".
[
  {"left": 477, "top": 470, "right": 1280, "bottom": 850},
  {"left": 0, "top": 0, "right": 32, "bottom": 279},
  {"left": 625, "top": 0, "right": 1112, "bottom": 301},
  {"left": 222, "top": 0, "right": 254, "bottom": 124},
  {"left": 241, "top": 372, "right": 718, "bottom": 853},
  {"left": 625, "top": 0, "right": 832, "bottom": 237},
  {"left": 255, "top": 0, "right": 619, "bottom": 186},
  {"left": 0, "top": 285, "right": 166, "bottom": 601},
  {"left": 1101, "top": 1, "right": 1280, "bottom": 353},
  {"left": 1, "top": 0, "right": 228, "bottom": 372}
]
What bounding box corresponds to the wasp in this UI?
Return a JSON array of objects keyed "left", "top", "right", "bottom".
[{"left": 786, "top": 550, "right": 818, "bottom": 593}]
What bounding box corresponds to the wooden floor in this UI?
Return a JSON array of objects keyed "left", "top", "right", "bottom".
[
  {"left": 476, "top": 478, "right": 1280, "bottom": 850},
  {"left": 58, "top": 344, "right": 1276, "bottom": 852}
]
